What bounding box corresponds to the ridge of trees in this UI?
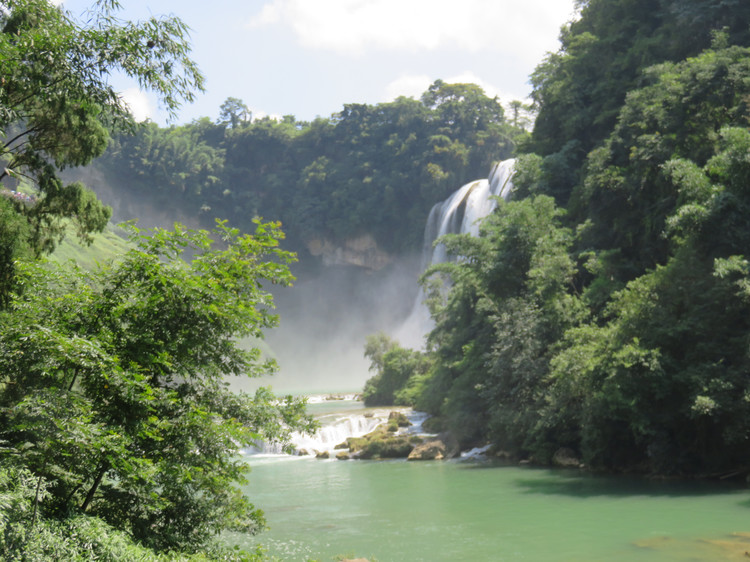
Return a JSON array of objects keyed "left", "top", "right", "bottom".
[{"left": 91, "top": 80, "right": 525, "bottom": 255}]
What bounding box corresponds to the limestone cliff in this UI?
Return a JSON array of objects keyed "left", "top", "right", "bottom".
[{"left": 306, "top": 234, "right": 391, "bottom": 271}]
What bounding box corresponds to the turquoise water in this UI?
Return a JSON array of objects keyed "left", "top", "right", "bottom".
[{"left": 231, "top": 402, "right": 750, "bottom": 561}]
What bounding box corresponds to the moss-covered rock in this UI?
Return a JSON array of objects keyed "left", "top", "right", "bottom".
[
  {"left": 344, "top": 427, "right": 421, "bottom": 459},
  {"left": 388, "top": 411, "right": 411, "bottom": 426},
  {"left": 385, "top": 410, "right": 412, "bottom": 432},
  {"left": 407, "top": 440, "right": 447, "bottom": 461}
]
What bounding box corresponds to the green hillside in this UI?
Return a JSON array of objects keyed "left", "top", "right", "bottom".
[{"left": 49, "top": 224, "right": 132, "bottom": 269}]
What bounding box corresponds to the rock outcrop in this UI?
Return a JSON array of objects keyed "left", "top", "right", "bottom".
[
  {"left": 407, "top": 433, "right": 459, "bottom": 461},
  {"left": 386, "top": 411, "right": 412, "bottom": 432},
  {"left": 551, "top": 447, "right": 582, "bottom": 468},
  {"left": 338, "top": 427, "right": 422, "bottom": 459},
  {"left": 407, "top": 440, "right": 447, "bottom": 461},
  {"left": 306, "top": 235, "right": 391, "bottom": 271}
]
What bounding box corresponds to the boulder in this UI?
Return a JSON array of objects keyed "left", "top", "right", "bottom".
[
  {"left": 408, "top": 440, "right": 447, "bottom": 461},
  {"left": 315, "top": 450, "right": 330, "bottom": 459},
  {"left": 344, "top": 427, "right": 421, "bottom": 459},
  {"left": 386, "top": 411, "right": 412, "bottom": 433},
  {"left": 388, "top": 411, "right": 411, "bottom": 427},
  {"left": 336, "top": 451, "right": 350, "bottom": 461},
  {"left": 552, "top": 447, "right": 581, "bottom": 468}
]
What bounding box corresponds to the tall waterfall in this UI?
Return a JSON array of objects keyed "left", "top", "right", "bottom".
[{"left": 394, "top": 158, "right": 516, "bottom": 348}]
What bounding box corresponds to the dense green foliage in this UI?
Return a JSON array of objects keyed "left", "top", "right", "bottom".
[
  {"left": 0, "top": 0, "right": 203, "bottom": 287},
  {"left": 364, "top": 4, "right": 750, "bottom": 476},
  {"left": 0, "top": 2, "right": 315, "bottom": 560},
  {"left": 0, "top": 221, "right": 315, "bottom": 558},
  {"left": 93, "top": 81, "right": 521, "bottom": 254},
  {"left": 362, "top": 333, "right": 431, "bottom": 406},
  {"left": 527, "top": 0, "right": 750, "bottom": 206},
  {"left": 0, "top": 467, "right": 268, "bottom": 561}
]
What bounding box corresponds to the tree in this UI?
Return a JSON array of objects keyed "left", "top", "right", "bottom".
[
  {"left": 577, "top": 45, "right": 750, "bottom": 285},
  {"left": 416, "top": 196, "right": 584, "bottom": 448},
  {"left": 526, "top": 0, "right": 750, "bottom": 205},
  {"left": 362, "top": 333, "right": 430, "bottom": 406},
  {"left": 218, "top": 97, "right": 251, "bottom": 129},
  {"left": 0, "top": 0, "right": 204, "bottom": 283},
  {"left": 0, "top": 220, "right": 316, "bottom": 554}
]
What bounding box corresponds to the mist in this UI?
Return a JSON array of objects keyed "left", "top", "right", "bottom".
[
  {"left": 67, "top": 164, "right": 428, "bottom": 396},
  {"left": 256, "top": 256, "right": 423, "bottom": 395}
]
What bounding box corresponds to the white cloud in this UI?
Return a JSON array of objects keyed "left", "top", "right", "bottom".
[
  {"left": 384, "top": 74, "right": 433, "bottom": 101},
  {"left": 248, "top": 0, "right": 575, "bottom": 62},
  {"left": 120, "top": 89, "right": 155, "bottom": 122},
  {"left": 250, "top": 108, "right": 284, "bottom": 122},
  {"left": 384, "top": 72, "right": 526, "bottom": 106}
]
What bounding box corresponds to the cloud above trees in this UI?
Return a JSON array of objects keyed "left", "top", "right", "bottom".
[{"left": 248, "top": 0, "right": 575, "bottom": 64}]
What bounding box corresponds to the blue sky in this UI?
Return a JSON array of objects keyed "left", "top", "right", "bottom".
[{"left": 59, "top": 0, "right": 578, "bottom": 125}]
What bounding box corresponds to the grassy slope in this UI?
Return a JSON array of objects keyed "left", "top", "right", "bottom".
[{"left": 49, "top": 223, "right": 132, "bottom": 269}]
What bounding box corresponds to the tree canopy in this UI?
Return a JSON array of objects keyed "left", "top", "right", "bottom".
[
  {"left": 91, "top": 83, "right": 522, "bottom": 256},
  {"left": 362, "top": 6, "right": 750, "bottom": 477},
  {"left": 0, "top": 0, "right": 204, "bottom": 300},
  {"left": 0, "top": 2, "right": 318, "bottom": 560},
  {"left": 1, "top": 220, "right": 315, "bottom": 558}
]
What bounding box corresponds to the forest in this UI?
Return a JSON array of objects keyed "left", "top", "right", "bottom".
[
  {"left": 2, "top": 0, "right": 750, "bottom": 559},
  {"left": 92, "top": 82, "right": 522, "bottom": 255},
  {"left": 364, "top": 0, "right": 750, "bottom": 477}
]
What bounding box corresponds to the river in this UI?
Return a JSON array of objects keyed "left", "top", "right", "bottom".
[{"left": 230, "top": 399, "right": 750, "bottom": 561}]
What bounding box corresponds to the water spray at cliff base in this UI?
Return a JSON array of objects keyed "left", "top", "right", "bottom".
[{"left": 239, "top": 159, "right": 516, "bottom": 396}]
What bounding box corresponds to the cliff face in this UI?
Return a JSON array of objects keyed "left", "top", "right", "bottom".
[{"left": 306, "top": 235, "right": 392, "bottom": 271}]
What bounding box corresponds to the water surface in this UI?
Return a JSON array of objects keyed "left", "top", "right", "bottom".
[{"left": 233, "top": 403, "right": 750, "bottom": 561}]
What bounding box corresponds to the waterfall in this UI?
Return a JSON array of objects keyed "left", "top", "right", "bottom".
[{"left": 394, "top": 158, "right": 516, "bottom": 348}]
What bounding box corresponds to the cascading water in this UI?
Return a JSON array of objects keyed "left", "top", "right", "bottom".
[
  {"left": 394, "top": 158, "right": 516, "bottom": 348},
  {"left": 246, "top": 404, "right": 423, "bottom": 457}
]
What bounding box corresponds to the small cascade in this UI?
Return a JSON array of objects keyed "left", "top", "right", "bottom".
[
  {"left": 291, "top": 411, "right": 387, "bottom": 455},
  {"left": 394, "top": 159, "right": 516, "bottom": 347},
  {"left": 460, "top": 444, "right": 492, "bottom": 460},
  {"left": 247, "top": 409, "right": 392, "bottom": 457},
  {"left": 245, "top": 407, "right": 430, "bottom": 458}
]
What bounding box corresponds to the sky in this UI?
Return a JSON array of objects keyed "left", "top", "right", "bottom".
[{"left": 58, "top": 0, "right": 578, "bottom": 126}]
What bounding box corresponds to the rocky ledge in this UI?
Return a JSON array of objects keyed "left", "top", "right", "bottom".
[{"left": 306, "top": 234, "right": 391, "bottom": 271}]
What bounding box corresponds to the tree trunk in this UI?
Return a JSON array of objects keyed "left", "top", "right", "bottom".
[{"left": 81, "top": 461, "right": 108, "bottom": 512}]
